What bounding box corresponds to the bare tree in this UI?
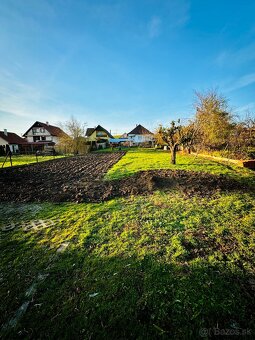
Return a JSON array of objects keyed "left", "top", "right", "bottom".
[
  {"left": 59, "top": 116, "right": 87, "bottom": 154},
  {"left": 156, "top": 120, "right": 195, "bottom": 164},
  {"left": 228, "top": 111, "right": 255, "bottom": 158},
  {"left": 243, "top": 112, "right": 255, "bottom": 145}
]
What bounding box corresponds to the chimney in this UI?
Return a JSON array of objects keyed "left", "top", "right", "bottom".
[
  {"left": 46, "top": 121, "right": 49, "bottom": 126},
  {"left": 4, "top": 129, "right": 7, "bottom": 136}
]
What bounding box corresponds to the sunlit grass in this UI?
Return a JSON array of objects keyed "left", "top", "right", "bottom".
[
  {"left": 0, "top": 154, "right": 67, "bottom": 168},
  {"left": 105, "top": 148, "right": 254, "bottom": 185}
]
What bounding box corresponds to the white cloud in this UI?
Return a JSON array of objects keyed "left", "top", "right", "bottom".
[
  {"left": 215, "top": 43, "right": 255, "bottom": 66},
  {"left": 146, "top": 0, "right": 189, "bottom": 39},
  {"left": 168, "top": 0, "right": 190, "bottom": 28},
  {"left": 0, "top": 69, "right": 151, "bottom": 136},
  {"left": 225, "top": 72, "right": 255, "bottom": 92},
  {"left": 148, "top": 16, "right": 162, "bottom": 38},
  {"left": 0, "top": 70, "right": 92, "bottom": 134}
]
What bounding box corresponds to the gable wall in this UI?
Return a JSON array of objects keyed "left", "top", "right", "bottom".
[
  {"left": 128, "top": 134, "right": 154, "bottom": 143},
  {"left": 26, "top": 127, "right": 52, "bottom": 137},
  {"left": 26, "top": 128, "right": 57, "bottom": 143},
  {"left": 87, "top": 130, "right": 110, "bottom": 142},
  {"left": 0, "top": 136, "right": 8, "bottom": 146}
]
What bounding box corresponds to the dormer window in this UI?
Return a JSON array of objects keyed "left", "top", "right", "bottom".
[{"left": 96, "top": 131, "right": 107, "bottom": 137}]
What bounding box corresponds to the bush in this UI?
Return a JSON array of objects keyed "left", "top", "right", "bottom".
[{"left": 247, "top": 149, "right": 255, "bottom": 159}]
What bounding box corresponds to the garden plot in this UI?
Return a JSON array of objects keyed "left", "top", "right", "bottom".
[
  {"left": 0, "top": 150, "right": 253, "bottom": 203},
  {"left": 0, "top": 152, "right": 125, "bottom": 203}
]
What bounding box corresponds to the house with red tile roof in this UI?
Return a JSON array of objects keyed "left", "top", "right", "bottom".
[
  {"left": 23, "top": 121, "right": 67, "bottom": 146},
  {"left": 0, "top": 129, "right": 27, "bottom": 154},
  {"left": 127, "top": 124, "right": 154, "bottom": 145}
]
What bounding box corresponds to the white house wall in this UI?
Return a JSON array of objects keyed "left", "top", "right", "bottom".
[
  {"left": 0, "top": 136, "right": 7, "bottom": 146},
  {"left": 128, "top": 134, "right": 154, "bottom": 144},
  {"left": 26, "top": 128, "right": 59, "bottom": 144},
  {"left": 10, "top": 145, "right": 19, "bottom": 153},
  {"left": 52, "top": 136, "right": 59, "bottom": 144},
  {"left": 0, "top": 137, "right": 19, "bottom": 153},
  {"left": 26, "top": 136, "right": 34, "bottom": 142},
  {"left": 26, "top": 128, "right": 51, "bottom": 137}
]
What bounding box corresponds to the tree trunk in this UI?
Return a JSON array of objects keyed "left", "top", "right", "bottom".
[{"left": 170, "top": 145, "right": 177, "bottom": 164}]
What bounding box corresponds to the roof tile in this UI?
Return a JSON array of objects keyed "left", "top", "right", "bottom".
[{"left": 128, "top": 124, "right": 153, "bottom": 135}]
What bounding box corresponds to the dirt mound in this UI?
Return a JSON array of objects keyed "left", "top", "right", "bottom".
[
  {"left": 89, "top": 170, "right": 246, "bottom": 203},
  {"left": 64, "top": 170, "right": 248, "bottom": 203}
]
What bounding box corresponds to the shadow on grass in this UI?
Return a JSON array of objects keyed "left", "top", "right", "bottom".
[{"left": 1, "top": 237, "right": 255, "bottom": 339}]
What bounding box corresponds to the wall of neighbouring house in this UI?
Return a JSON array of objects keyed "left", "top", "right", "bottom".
[
  {"left": 10, "top": 144, "right": 19, "bottom": 153},
  {"left": 26, "top": 128, "right": 59, "bottom": 144},
  {"left": 0, "top": 136, "right": 7, "bottom": 147},
  {"left": 87, "top": 130, "right": 97, "bottom": 142},
  {"left": 52, "top": 136, "right": 59, "bottom": 144},
  {"left": 87, "top": 130, "right": 110, "bottom": 142},
  {"left": 128, "top": 134, "right": 154, "bottom": 144},
  {"left": 0, "top": 137, "right": 19, "bottom": 153}
]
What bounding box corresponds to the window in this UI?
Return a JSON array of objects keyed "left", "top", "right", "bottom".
[{"left": 96, "top": 131, "right": 107, "bottom": 137}]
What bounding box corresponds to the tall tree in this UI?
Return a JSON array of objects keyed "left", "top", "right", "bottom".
[{"left": 194, "top": 90, "right": 233, "bottom": 150}]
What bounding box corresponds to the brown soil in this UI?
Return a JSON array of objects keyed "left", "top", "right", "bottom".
[
  {"left": 0, "top": 153, "right": 250, "bottom": 203},
  {"left": 0, "top": 152, "right": 125, "bottom": 203}
]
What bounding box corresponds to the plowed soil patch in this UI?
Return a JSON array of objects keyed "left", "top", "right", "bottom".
[{"left": 0, "top": 152, "right": 125, "bottom": 202}]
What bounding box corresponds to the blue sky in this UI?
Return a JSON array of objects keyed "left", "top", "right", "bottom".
[{"left": 0, "top": 0, "right": 255, "bottom": 136}]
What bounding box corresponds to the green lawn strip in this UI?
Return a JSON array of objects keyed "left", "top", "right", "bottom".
[
  {"left": 105, "top": 149, "right": 255, "bottom": 186},
  {"left": 0, "top": 154, "right": 67, "bottom": 168},
  {"left": 1, "top": 191, "right": 255, "bottom": 338}
]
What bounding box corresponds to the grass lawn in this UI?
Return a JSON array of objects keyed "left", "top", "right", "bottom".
[
  {"left": 0, "top": 154, "right": 67, "bottom": 168},
  {"left": 106, "top": 148, "right": 254, "bottom": 183},
  {"left": 1, "top": 149, "right": 255, "bottom": 338}
]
